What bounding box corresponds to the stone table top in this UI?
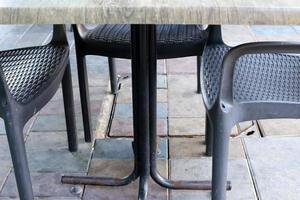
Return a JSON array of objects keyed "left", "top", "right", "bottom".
[{"left": 0, "top": 0, "right": 300, "bottom": 25}]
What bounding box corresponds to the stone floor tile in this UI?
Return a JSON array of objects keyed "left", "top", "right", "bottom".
[
  {"left": 232, "top": 121, "right": 261, "bottom": 139},
  {"left": 72, "top": 74, "right": 109, "bottom": 88},
  {"left": 168, "top": 118, "right": 254, "bottom": 137},
  {"left": 244, "top": 137, "right": 300, "bottom": 200},
  {"left": 0, "top": 197, "right": 80, "bottom": 200},
  {"left": 114, "top": 58, "right": 166, "bottom": 75},
  {"left": 26, "top": 24, "right": 52, "bottom": 34},
  {"left": 169, "top": 96, "right": 206, "bottom": 118},
  {"left": 114, "top": 103, "right": 168, "bottom": 118},
  {"left": 292, "top": 25, "right": 300, "bottom": 33},
  {"left": 0, "top": 162, "right": 11, "bottom": 192},
  {"left": 83, "top": 160, "right": 168, "bottom": 200},
  {"left": 118, "top": 76, "right": 132, "bottom": 88},
  {"left": 31, "top": 114, "right": 98, "bottom": 132},
  {"left": 40, "top": 100, "right": 102, "bottom": 115},
  {"left": 168, "top": 74, "right": 198, "bottom": 94},
  {"left": 113, "top": 103, "right": 132, "bottom": 118},
  {"left": 117, "top": 87, "right": 168, "bottom": 103},
  {"left": 169, "top": 137, "right": 245, "bottom": 159},
  {"left": 0, "top": 120, "right": 4, "bottom": 135},
  {"left": 170, "top": 158, "right": 256, "bottom": 200},
  {"left": 0, "top": 25, "right": 29, "bottom": 36},
  {"left": 258, "top": 119, "right": 300, "bottom": 136},
  {"left": 69, "top": 63, "right": 109, "bottom": 78},
  {"left": 117, "top": 75, "right": 167, "bottom": 89},
  {"left": 35, "top": 198, "right": 81, "bottom": 200},
  {"left": 168, "top": 115, "right": 254, "bottom": 138},
  {"left": 52, "top": 87, "right": 106, "bottom": 102},
  {"left": 69, "top": 57, "right": 109, "bottom": 75},
  {"left": 169, "top": 137, "right": 204, "bottom": 159},
  {"left": 93, "top": 138, "right": 134, "bottom": 160},
  {"left": 250, "top": 25, "right": 300, "bottom": 42},
  {"left": 157, "top": 89, "right": 168, "bottom": 103},
  {"left": 117, "top": 76, "right": 167, "bottom": 103},
  {"left": 237, "top": 121, "right": 255, "bottom": 134},
  {"left": 110, "top": 118, "right": 167, "bottom": 137},
  {"left": 157, "top": 75, "right": 167, "bottom": 89},
  {"left": 86, "top": 55, "right": 109, "bottom": 67},
  {"left": 26, "top": 132, "right": 92, "bottom": 173},
  {"left": 169, "top": 118, "right": 205, "bottom": 136},
  {"left": 0, "top": 136, "right": 12, "bottom": 163},
  {"left": 0, "top": 172, "right": 84, "bottom": 198},
  {"left": 15, "top": 33, "right": 50, "bottom": 48},
  {"left": 168, "top": 75, "right": 205, "bottom": 117},
  {"left": 250, "top": 25, "right": 297, "bottom": 36},
  {"left": 93, "top": 138, "right": 167, "bottom": 160},
  {"left": 222, "top": 25, "right": 255, "bottom": 46},
  {"left": 0, "top": 116, "right": 36, "bottom": 136},
  {"left": 167, "top": 56, "right": 197, "bottom": 74}
]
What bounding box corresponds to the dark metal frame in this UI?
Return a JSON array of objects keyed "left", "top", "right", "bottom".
[
  {"left": 62, "top": 24, "right": 231, "bottom": 200},
  {"left": 202, "top": 25, "right": 300, "bottom": 200},
  {"left": 0, "top": 25, "right": 77, "bottom": 200}
]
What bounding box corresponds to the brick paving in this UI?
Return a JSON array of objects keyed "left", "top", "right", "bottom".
[{"left": 1, "top": 25, "right": 300, "bottom": 199}]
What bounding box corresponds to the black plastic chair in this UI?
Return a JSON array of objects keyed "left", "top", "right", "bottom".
[
  {"left": 202, "top": 25, "right": 300, "bottom": 200},
  {"left": 0, "top": 25, "right": 77, "bottom": 200},
  {"left": 72, "top": 24, "right": 208, "bottom": 142}
]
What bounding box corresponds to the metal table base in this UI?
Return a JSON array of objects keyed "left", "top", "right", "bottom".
[{"left": 62, "top": 24, "right": 231, "bottom": 200}]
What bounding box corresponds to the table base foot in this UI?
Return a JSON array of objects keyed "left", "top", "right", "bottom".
[
  {"left": 61, "top": 171, "right": 137, "bottom": 186},
  {"left": 151, "top": 169, "right": 231, "bottom": 190}
]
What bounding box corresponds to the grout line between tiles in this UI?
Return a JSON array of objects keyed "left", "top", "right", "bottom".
[
  {"left": 255, "top": 120, "right": 266, "bottom": 137},
  {"left": 241, "top": 138, "right": 261, "bottom": 200},
  {"left": 0, "top": 167, "right": 12, "bottom": 195}
]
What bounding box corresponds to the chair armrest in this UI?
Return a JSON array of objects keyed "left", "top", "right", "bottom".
[{"left": 220, "top": 42, "right": 300, "bottom": 107}]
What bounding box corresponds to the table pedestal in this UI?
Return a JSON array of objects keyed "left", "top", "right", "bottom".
[{"left": 62, "top": 24, "right": 230, "bottom": 200}]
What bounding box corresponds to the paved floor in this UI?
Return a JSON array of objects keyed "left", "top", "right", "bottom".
[{"left": 1, "top": 25, "right": 300, "bottom": 199}]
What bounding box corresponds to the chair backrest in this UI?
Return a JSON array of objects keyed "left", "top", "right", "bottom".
[
  {"left": 218, "top": 42, "right": 300, "bottom": 121},
  {"left": 0, "top": 24, "right": 69, "bottom": 116}
]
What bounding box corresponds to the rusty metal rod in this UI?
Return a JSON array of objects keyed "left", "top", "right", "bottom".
[
  {"left": 61, "top": 171, "right": 136, "bottom": 186},
  {"left": 151, "top": 169, "right": 231, "bottom": 190}
]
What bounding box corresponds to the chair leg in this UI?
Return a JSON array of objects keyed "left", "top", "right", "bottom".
[
  {"left": 205, "top": 114, "right": 213, "bottom": 156},
  {"left": 212, "top": 120, "right": 232, "bottom": 200},
  {"left": 76, "top": 53, "right": 92, "bottom": 142},
  {"left": 4, "top": 117, "right": 34, "bottom": 200},
  {"left": 108, "top": 57, "right": 119, "bottom": 94},
  {"left": 62, "top": 61, "right": 78, "bottom": 152},
  {"left": 196, "top": 55, "right": 201, "bottom": 94}
]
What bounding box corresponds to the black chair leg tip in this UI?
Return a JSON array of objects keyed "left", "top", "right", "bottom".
[
  {"left": 227, "top": 181, "right": 232, "bottom": 191},
  {"left": 69, "top": 146, "right": 78, "bottom": 152},
  {"left": 84, "top": 137, "right": 92, "bottom": 143},
  {"left": 206, "top": 152, "right": 212, "bottom": 157}
]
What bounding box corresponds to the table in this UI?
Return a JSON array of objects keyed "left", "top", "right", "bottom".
[
  {"left": 1, "top": 0, "right": 300, "bottom": 25},
  {"left": 2, "top": 0, "right": 300, "bottom": 199}
]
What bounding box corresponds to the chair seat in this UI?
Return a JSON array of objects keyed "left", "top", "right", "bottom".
[
  {"left": 0, "top": 45, "right": 68, "bottom": 104},
  {"left": 202, "top": 44, "right": 300, "bottom": 107},
  {"left": 84, "top": 24, "right": 207, "bottom": 59}
]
